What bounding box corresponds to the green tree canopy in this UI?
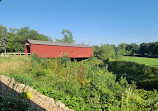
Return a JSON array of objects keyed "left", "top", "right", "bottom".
[
  {"left": 118, "top": 43, "right": 139, "bottom": 56},
  {"left": 139, "top": 42, "right": 158, "bottom": 56},
  {"left": 0, "top": 25, "right": 8, "bottom": 53},
  {"left": 93, "top": 44, "right": 119, "bottom": 61},
  {"left": 0, "top": 25, "right": 52, "bottom": 53},
  {"left": 56, "top": 29, "right": 75, "bottom": 43}
]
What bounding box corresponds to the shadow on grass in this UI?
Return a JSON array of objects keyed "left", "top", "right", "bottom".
[
  {"left": 125, "top": 55, "right": 158, "bottom": 58},
  {"left": 0, "top": 80, "right": 46, "bottom": 111}
]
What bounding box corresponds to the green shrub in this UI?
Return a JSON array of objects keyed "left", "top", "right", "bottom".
[
  {"left": 55, "top": 55, "right": 71, "bottom": 65},
  {"left": 30, "top": 53, "right": 41, "bottom": 63},
  {"left": 35, "top": 70, "right": 46, "bottom": 77},
  {"left": 108, "top": 61, "right": 158, "bottom": 90}
]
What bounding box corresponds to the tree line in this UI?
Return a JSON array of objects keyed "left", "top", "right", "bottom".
[
  {"left": 93, "top": 41, "right": 158, "bottom": 62},
  {"left": 0, "top": 24, "right": 157, "bottom": 58},
  {"left": 0, "top": 25, "right": 52, "bottom": 53},
  {"left": 118, "top": 42, "right": 158, "bottom": 57},
  {"left": 0, "top": 25, "right": 75, "bottom": 53}
]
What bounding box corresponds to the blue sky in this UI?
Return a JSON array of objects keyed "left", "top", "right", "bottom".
[{"left": 0, "top": 0, "right": 158, "bottom": 46}]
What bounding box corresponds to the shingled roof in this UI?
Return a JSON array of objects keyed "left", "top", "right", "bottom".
[{"left": 26, "top": 39, "right": 92, "bottom": 48}]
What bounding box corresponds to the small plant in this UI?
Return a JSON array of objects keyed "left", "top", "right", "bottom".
[{"left": 20, "top": 92, "right": 32, "bottom": 99}]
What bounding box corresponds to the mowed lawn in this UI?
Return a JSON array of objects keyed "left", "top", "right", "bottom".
[{"left": 122, "top": 56, "right": 158, "bottom": 67}]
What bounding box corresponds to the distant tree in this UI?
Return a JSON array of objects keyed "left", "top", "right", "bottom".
[
  {"left": 7, "top": 28, "right": 22, "bottom": 52},
  {"left": 93, "top": 44, "right": 116, "bottom": 61},
  {"left": 153, "top": 42, "right": 158, "bottom": 56},
  {"left": 0, "top": 25, "right": 8, "bottom": 53},
  {"left": 127, "top": 43, "right": 139, "bottom": 55},
  {"left": 17, "top": 27, "right": 52, "bottom": 41},
  {"left": 114, "top": 47, "right": 122, "bottom": 60},
  {"left": 0, "top": 25, "right": 52, "bottom": 52},
  {"left": 118, "top": 43, "right": 139, "bottom": 56},
  {"left": 139, "top": 43, "right": 148, "bottom": 56},
  {"left": 118, "top": 43, "right": 128, "bottom": 55},
  {"left": 93, "top": 45, "right": 100, "bottom": 58},
  {"left": 56, "top": 29, "right": 75, "bottom": 43},
  {"left": 139, "top": 42, "right": 158, "bottom": 56},
  {"left": 11, "top": 27, "right": 52, "bottom": 52}
]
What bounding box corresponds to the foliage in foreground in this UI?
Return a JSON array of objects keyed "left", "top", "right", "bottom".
[{"left": 0, "top": 55, "right": 158, "bottom": 111}]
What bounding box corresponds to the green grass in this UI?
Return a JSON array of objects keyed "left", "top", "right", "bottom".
[{"left": 122, "top": 56, "right": 158, "bottom": 67}]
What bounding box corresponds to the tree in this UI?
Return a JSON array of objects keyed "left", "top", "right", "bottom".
[
  {"left": 56, "top": 29, "right": 75, "bottom": 43},
  {"left": 127, "top": 43, "right": 139, "bottom": 56},
  {"left": 118, "top": 43, "right": 128, "bottom": 55},
  {"left": 93, "top": 44, "right": 116, "bottom": 61},
  {"left": 92, "top": 45, "right": 100, "bottom": 58},
  {"left": 8, "top": 27, "right": 52, "bottom": 52},
  {"left": 139, "top": 42, "right": 158, "bottom": 56},
  {"left": 0, "top": 25, "right": 53, "bottom": 53},
  {"left": 100, "top": 44, "right": 116, "bottom": 60},
  {"left": 118, "top": 43, "right": 139, "bottom": 56},
  {"left": 139, "top": 43, "right": 149, "bottom": 56},
  {"left": 0, "top": 25, "right": 8, "bottom": 53},
  {"left": 114, "top": 47, "right": 122, "bottom": 60}
]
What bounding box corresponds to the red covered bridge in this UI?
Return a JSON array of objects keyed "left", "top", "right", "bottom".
[{"left": 24, "top": 39, "right": 92, "bottom": 58}]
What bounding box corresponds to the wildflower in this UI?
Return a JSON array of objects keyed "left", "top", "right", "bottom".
[
  {"left": 82, "top": 81, "right": 85, "bottom": 85},
  {"left": 20, "top": 92, "right": 32, "bottom": 99}
]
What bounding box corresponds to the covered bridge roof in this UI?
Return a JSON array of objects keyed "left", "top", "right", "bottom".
[{"left": 26, "top": 39, "right": 92, "bottom": 48}]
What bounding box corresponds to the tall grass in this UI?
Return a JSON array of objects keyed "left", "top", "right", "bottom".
[{"left": 0, "top": 56, "right": 30, "bottom": 74}]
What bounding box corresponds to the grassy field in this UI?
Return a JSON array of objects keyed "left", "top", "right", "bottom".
[
  {"left": 122, "top": 56, "right": 158, "bottom": 67},
  {"left": 0, "top": 55, "right": 30, "bottom": 74}
]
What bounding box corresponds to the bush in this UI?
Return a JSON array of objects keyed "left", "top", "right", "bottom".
[
  {"left": 108, "top": 61, "right": 158, "bottom": 90},
  {"left": 30, "top": 53, "right": 41, "bottom": 63},
  {"left": 35, "top": 70, "right": 47, "bottom": 77}
]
